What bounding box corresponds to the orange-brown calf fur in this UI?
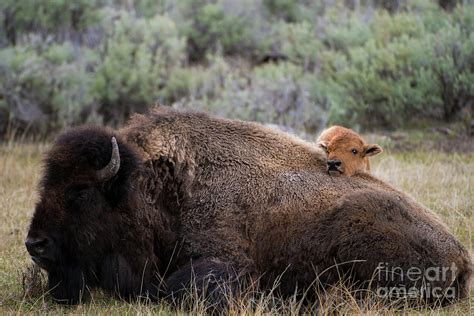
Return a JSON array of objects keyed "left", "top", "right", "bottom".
[
  {"left": 317, "top": 125, "right": 383, "bottom": 176},
  {"left": 27, "top": 107, "right": 472, "bottom": 307}
]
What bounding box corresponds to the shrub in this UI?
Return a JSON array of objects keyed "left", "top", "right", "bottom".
[
  {"left": 262, "top": 0, "right": 302, "bottom": 22},
  {"left": 179, "top": 1, "right": 254, "bottom": 62},
  {"left": 326, "top": 35, "right": 428, "bottom": 129},
  {"left": 1, "top": 0, "right": 473, "bottom": 138},
  {"left": 162, "top": 67, "right": 207, "bottom": 103},
  {"left": 428, "top": 23, "right": 474, "bottom": 121},
  {"left": 323, "top": 11, "right": 371, "bottom": 52},
  {"left": 92, "top": 9, "right": 186, "bottom": 124},
  {"left": 276, "top": 21, "right": 321, "bottom": 71},
  {"left": 0, "top": 39, "right": 96, "bottom": 133},
  {"left": 0, "top": 0, "right": 103, "bottom": 45},
  {"left": 172, "top": 57, "right": 329, "bottom": 135},
  {"left": 317, "top": 4, "right": 474, "bottom": 130}
]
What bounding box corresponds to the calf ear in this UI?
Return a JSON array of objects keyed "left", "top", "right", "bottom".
[
  {"left": 364, "top": 144, "right": 383, "bottom": 157},
  {"left": 317, "top": 140, "right": 328, "bottom": 151}
]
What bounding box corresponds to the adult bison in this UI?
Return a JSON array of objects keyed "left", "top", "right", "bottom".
[{"left": 25, "top": 107, "right": 471, "bottom": 306}]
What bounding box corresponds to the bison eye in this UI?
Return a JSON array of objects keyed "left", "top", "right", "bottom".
[
  {"left": 351, "top": 149, "right": 358, "bottom": 155},
  {"left": 69, "top": 189, "right": 95, "bottom": 211}
]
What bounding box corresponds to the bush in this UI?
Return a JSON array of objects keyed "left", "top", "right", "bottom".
[
  {"left": 276, "top": 21, "right": 321, "bottom": 71},
  {"left": 0, "top": 0, "right": 473, "bottom": 138},
  {"left": 0, "top": 39, "right": 96, "bottom": 134},
  {"left": 162, "top": 67, "right": 204, "bottom": 104},
  {"left": 172, "top": 57, "right": 329, "bottom": 135},
  {"left": 0, "top": 0, "right": 103, "bottom": 45},
  {"left": 326, "top": 11, "right": 474, "bottom": 129},
  {"left": 179, "top": 1, "right": 254, "bottom": 62},
  {"left": 323, "top": 11, "right": 371, "bottom": 52},
  {"left": 326, "top": 35, "right": 429, "bottom": 129},
  {"left": 262, "top": 0, "right": 302, "bottom": 22},
  {"left": 428, "top": 23, "right": 474, "bottom": 121},
  {"left": 92, "top": 9, "right": 186, "bottom": 124}
]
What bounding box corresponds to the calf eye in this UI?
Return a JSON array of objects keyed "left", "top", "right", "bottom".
[{"left": 351, "top": 149, "right": 358, "bottom": 155}]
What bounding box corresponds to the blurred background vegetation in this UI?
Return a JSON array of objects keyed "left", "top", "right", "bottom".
[{"left": 0, "top": 0, "right": 473, "bottom": 139}]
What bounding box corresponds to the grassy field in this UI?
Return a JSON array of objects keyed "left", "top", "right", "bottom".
[{"left": 0, "top": 141, "right": 472, "bottom": 315}]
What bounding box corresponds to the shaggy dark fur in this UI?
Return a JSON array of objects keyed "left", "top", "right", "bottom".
[
  {"left": 26, "top": 107, "right": 472, "bottom": 308},
  {"left": 27, "top": 127, "right": 161, "bottom": 303}
]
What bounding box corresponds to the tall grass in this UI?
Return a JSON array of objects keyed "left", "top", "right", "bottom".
[{"left": 0, "top": 142, "right": 472, "bottom": 314}]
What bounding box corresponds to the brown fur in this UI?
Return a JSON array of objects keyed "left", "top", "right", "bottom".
[
  {"left": 26, "top": 107, "right": 472, "bottom": 307},
  {"left": 317, "top": 125, "right": 383, "bottom": 176}
]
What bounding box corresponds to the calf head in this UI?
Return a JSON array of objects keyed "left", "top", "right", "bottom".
[{"left": 317, "top": 126, "right": 382, "bottom": 176}]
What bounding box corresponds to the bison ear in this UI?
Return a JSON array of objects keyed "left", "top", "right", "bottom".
[
  {"left": 364, "top": 144, "right": 383, "bottom": 157},
  {"left": 317, "top": 140, "right": 328, "bottom": 152}
]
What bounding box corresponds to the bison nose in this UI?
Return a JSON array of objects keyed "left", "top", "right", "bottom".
[
  {"left": 327, "top": 159, "right": 342, "bottom": 170},
  {"left": 25, "top": 237, "right": 50, "bottom": 257}
]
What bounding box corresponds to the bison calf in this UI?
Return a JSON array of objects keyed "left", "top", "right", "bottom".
[{"left": 317, "top": 125, "right": 383, "bottom": 176}]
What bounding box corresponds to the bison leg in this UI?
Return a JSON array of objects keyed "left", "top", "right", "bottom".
[
  {"left": 48, "top": 263, "right": 90, "bottom": 304},
  {"left": 165, "top": 258, "right": 249, "bottom": 311},
  {"left": 99, "top": 253, "right": 162, "bottom": 302}
]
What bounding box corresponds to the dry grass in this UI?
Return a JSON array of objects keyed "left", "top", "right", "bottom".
[{"left": 0, "top": 142, "right": 472, "bottom": 315}]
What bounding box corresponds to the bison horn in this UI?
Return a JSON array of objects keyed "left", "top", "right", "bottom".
[{"left": 96, "top": 137, "right": 120, "bottom": 181}]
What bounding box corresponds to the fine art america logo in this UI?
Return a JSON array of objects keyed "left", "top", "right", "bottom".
[{"left": 375, "top": 262, "right": 458, "bottom": 300}]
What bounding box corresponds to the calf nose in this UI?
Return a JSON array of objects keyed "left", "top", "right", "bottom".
[
  {"left": 327, "top": 159, "right": 342, "bottom": 169},
  {"left": 25, "top": 237, "right": 50, "bottom": 257}
]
